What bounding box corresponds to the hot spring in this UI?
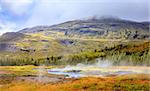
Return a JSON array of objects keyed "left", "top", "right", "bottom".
[{"left": 47, "top": 61, "right": 150, "bottom": 78}]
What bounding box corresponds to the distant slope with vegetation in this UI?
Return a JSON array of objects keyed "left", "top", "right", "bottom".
[
  {"left": 20, "top": 17, "right": 150, "bottom": 39},
  {"left": 0, "top": 17, "right": 149, "bottom": 66}
]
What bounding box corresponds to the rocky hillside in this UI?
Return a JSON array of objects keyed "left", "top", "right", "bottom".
[
  {"left": 0, "top": 17, "right": 149, "bottom": 53},
  {"left": 19, "top": 17, "right": 150, "bottom": 39},
  {"left": 0, "top": 32, "right": 25, "bottom": 42},
  {"left": 0, "top": 17, "right": 150, "bottom": 66}
]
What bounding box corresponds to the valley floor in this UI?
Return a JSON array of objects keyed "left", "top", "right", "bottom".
[{"left": 0, "top": 66, "right": 150, "bottom": 91}]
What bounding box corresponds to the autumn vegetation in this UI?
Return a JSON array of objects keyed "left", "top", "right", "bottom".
[
  {"left": 1, "top": 74, "right": 149, "bottom": 91},
  {"left": 0, "top": 41, "right": 149, "bottom": 66}
]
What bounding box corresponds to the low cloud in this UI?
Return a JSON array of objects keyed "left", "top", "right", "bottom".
[
  {"left": 0, "top": 21, "right": 16, "bottom": 35},
  {"left": 24, "top": 0, "right": 149, "bottom": 27}
]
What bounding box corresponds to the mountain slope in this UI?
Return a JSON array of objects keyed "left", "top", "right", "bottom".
[
  {"left": 0, "top": 17, "right": 149, "bottom": 53},
  {"left": 19, "top": 17, "right": 150, "bottom": 39},
  {"left": 0, "top": 17, "right": 149, "bottom": 66},
  {"left": 0, "top": 32, "right": 25, "bottom": 42}
]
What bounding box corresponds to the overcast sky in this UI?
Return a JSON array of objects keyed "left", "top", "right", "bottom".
[{"left": 0, "top": 0, "right": 149, "bottom": 34}]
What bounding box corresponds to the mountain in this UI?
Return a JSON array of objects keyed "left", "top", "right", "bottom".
[
  {"left": 0, "top": 17, "right": 149, "bottom": 52},
  {"left": 0, "top": 17, "right": 150, "bottom": 66},
  {"left": 19, "top": 17, "right": 150, "bottom": 39}
]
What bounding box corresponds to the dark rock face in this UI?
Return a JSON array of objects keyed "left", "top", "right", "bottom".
[
  {"left": 0, "top": 32, "right": 25, "bottom": 42},
  {"left": 0, "top": 43, "right": 17, "bottom": 51},
  {"left": 59, "top": 39, "right": 74, "bottom": 46},
  {"left": 20, "top": 48, "right": 35, "bottom": 52},
  {"left": 0, "top": 43, "right": 7, "bottom": 51}
]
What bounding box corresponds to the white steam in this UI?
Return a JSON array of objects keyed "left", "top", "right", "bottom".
[{"left": 48, "top": 60, "right": 150, "bottom": 78}]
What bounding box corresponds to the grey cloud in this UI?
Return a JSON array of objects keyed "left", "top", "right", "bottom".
[
  {"left": 0, "top": 0, "right": 149, "bottom": 33},
  {"left": 24, "top": 0, "right": 149, "bottom": 28}
]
